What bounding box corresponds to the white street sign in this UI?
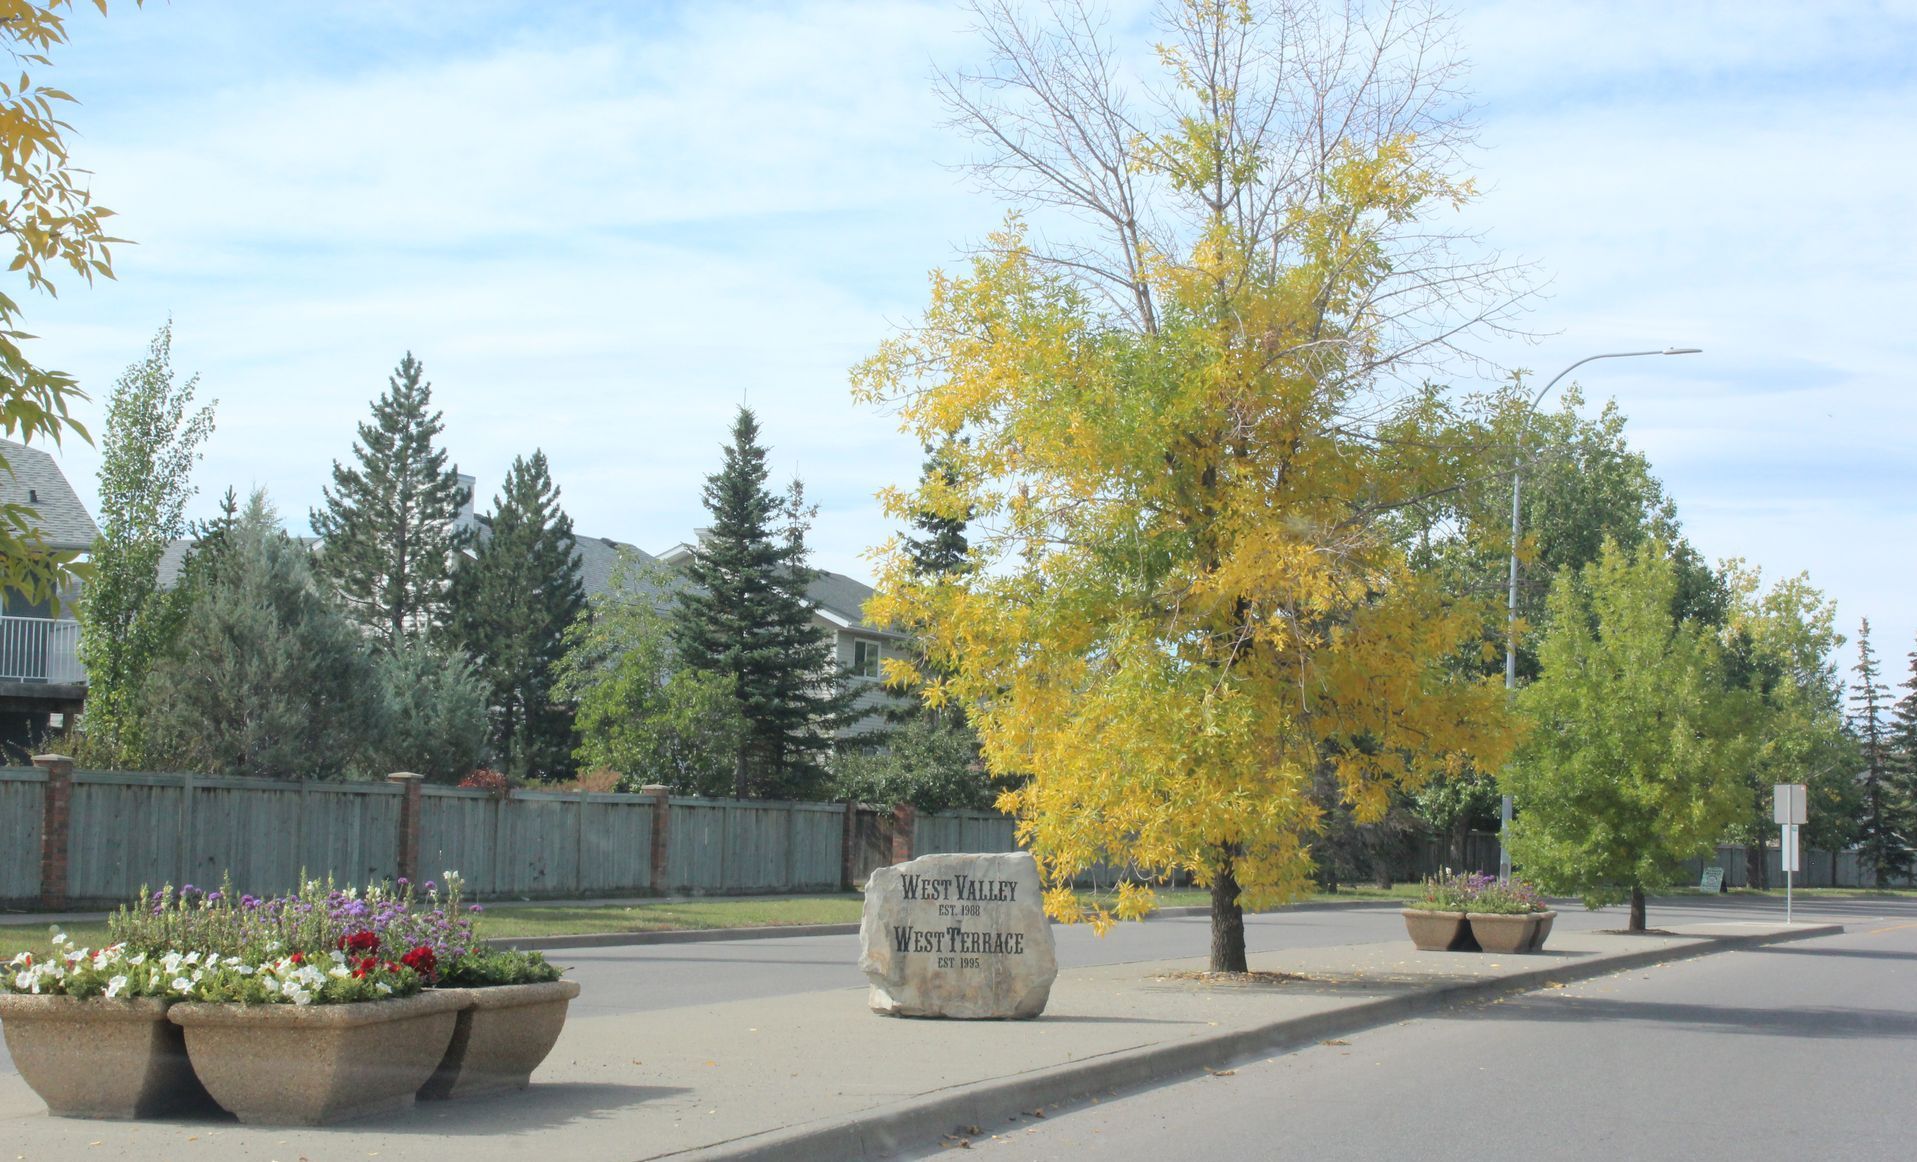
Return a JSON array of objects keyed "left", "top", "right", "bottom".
[
  {"left": 1781, "top": 824, "right": 1801, "bottom": 874},
  {"left": 1773, "top": 783, "right": 1808, "bottom": 826}
]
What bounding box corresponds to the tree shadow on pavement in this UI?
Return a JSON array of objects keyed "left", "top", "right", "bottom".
[
  {"left": 362, "top": 1083, "right": 697, "bottom": 1136},
  {"left": 1741, "top": 944, "right": 1917, "bottom": 964},
  {"left": 1440, "top": 995, "right": 1917, "bottom": 1041}
]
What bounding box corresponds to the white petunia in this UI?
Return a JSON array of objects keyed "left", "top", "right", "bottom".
[
  {"left": 171, "top": 977, "right": 191, "bottom": 992},
  {"left": 375, "top": 982, "right": 392, "bottom": 996},
  {"left": 105, "top": 975, "right": 129, "bottom": 999}
]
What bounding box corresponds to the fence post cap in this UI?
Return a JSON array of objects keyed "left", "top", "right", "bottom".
[
  {"left": 639, "top": 784, "right": 670, "bottom": 796},
  {"left": 31, "top": 753, "right": 74, "bottom": 771},
  {"left": 386, "top": 771, "right": 424, "bottom": 784}
]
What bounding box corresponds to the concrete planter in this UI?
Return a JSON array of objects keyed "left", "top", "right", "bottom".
[
  {"left": 1401, "top": 909, "right": 1478, "bottom": 952},
  {"left": 0, "top": 995, "right": 212, "bottom": 1119},
  {"left": 419, "top": 979, "right": 581, "bottom": 1101},
  {"left": 168, "top": 989, "right": 464, "bottom": 1125},
  {"left": 1468, "top": 910, "right": 1557, "bottom": 954}
]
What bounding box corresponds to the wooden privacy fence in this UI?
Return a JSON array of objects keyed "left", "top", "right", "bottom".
[{"left": 0, "top": 758, "right": 1012, "bottom": 909}]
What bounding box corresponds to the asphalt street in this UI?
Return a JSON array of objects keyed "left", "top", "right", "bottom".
[
  {"left": 936, "top": 898, "right": 1917, "bottom": 1161},
  {"left": 0, "top": 894, "right": 1885, "bottom": 1077}
]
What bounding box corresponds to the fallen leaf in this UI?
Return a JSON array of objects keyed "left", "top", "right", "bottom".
[
  {"left": 1321, "top": 1039, "right": 1350, "bottom": 1046},
  {"left": 1203, "top": 1067, "right": 1236, "bottom": 1077},
  {"left": 1544, "top": 981, "right": 1565, "bottom": 989}
]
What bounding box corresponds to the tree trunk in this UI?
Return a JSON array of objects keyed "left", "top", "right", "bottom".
[
  {"left": 1628, "top": 884, "right": 1647, "bottom": 933},
  {"left": 1746, "top": 841, "right": 1765, "bottom": 891},
  {"left": 733, "top": 746, "right": 748, "bottom": 801},
  {"left": 1449, "top": 816, "right": 1469, "bottom": 869},
  {"left": 1208, "top": 849, "right": 1248, "bottom": 973}
]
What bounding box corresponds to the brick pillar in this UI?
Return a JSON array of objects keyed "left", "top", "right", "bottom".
[
  {"left": 889, "top": 803, "right": 916, "bottom": 866},
  {"left": 33, "top": 753, "right": 73, "bottom": 911},
  {"left": 387, "top": 772, "right": 423, "bottom": 885},
  {"left": 641, "top": 785, "right": 671, "bottom": 896}
]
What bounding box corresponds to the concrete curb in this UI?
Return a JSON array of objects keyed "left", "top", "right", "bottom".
[
  {"left": 488, "top": 898, "right": 1411, "bottom": 952},
  {"left": 699, "top": 921, "right": 1843, "bottom": 1161}
]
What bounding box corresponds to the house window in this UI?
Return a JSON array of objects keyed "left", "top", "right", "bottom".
[{"left": 852, "top": 638, "right": 882, "bottom": 679}]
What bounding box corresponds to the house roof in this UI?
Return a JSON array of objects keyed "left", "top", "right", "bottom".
[{"left": 0, "top": 439, "right": 98, "bottom": 552}]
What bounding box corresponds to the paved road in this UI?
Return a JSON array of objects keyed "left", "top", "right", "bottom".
[
  {"left": 553, "top": 893, "right": 1862, "bottom": 1018},
  {"left": 936, "top": 898, "right": 1917, "bottom": 1161},
  {"left": 0, "top": 894, "right": 1887, "bottom": 1072}
]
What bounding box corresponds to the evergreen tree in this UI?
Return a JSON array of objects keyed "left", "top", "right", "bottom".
[
  {"left": 904, "top": 442, "right": 971, "bottom": 580},
  {"left": 451, "top": 451, "right": 585, "bottom": 781},
  {"left": 142, "top": 491, "right": 380, "bottom": 779},
  {"left": 672, "top": 407, "right": 854, "bottom": 799},
  {"left": 77, "top": 322, "right": 215, "bottom": 765},
  {"left": 1890, "top": 638, "right": 1917, "bottom": 828},
  {"left": 1851, "top": 619, "right": 1912, "bottom": 882},
  {"left": 363, "top": 641, "right": 488, "bottom": 783},
  {"left": 310, "top": 353, "right": 468, "bottom": 651}
]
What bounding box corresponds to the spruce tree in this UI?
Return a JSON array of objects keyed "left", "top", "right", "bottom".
[
  {"left": 451, "top": 451, "right": 585, "bottom": 781},
  {"left": 1849, "top": 619, "right": 1911, "bottom": 882},
  {"left": 311, "top": 353, "right": 468, "bottom": 651},
  {"left": 672, "top": 407, "right": 854, "bottom": 799},
  {"left": 77, "top": 322, "right": 215, "bottom": 765},
  {"left": 142, "top": 491, "right": 380, "bottom": 780}
]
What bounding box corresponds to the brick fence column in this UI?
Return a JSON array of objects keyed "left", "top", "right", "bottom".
[
  {"left": 33, "top": 753, "right": 74, "bottom": 911},
  {"left": 387, "top": 772, "right": 423, "bottom": 885},
  {"left": 889, "top": 803, "right": 916, "bottom": 866},
  {"left": 641, "top": 785, "right": 671, "bottom": 896}
]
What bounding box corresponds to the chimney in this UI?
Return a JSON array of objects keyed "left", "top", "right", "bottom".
[{"left": 455, "top": 472, "right": 477, "bottom": 534}]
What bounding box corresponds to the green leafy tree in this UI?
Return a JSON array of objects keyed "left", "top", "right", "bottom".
[
  {"left": 76, "top": 322, "right": 215, "bottom": 765},
  {"left": 1506, "top": 540, "right": 1748, "bottom": 931},
  {"left": 451, "top": 450, "right": 585, "bottom": 781},
  {"left": 142, "top": 492, "right": 380, "bottom": 780},
  {"left": 673, "top": 407, "right": 854, "bottom": 800},
  {"left": 831, "top": 714, "right": 994, "bottom": 813},
  {"left": 1850, "top": 619, "right": 1911, "bottom": 883},
  {"left": 311, "top": 353, "right": 469, "bottom": 651},
  {"left": 1719, "top": 564, "right": 1853, "bottom": 887},
  {"left": 553, "top": 554, "right": 743, "bottom": 795}
]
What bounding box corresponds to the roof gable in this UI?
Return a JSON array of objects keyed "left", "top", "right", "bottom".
[{"left": 0, "top": 439, "right": 98, "bottom": 552}]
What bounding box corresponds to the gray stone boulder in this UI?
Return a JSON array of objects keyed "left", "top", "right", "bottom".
[{"left": 859, "top": 850, "right": 1058, "bottom": 1019}]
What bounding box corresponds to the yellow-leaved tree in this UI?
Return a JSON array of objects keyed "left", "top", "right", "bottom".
[
  {"left": 855, "top": 0, "right": 1526, "bottom": 971},
  {"left": 0, "top": 0, "right": 137, "bottom": 606}
]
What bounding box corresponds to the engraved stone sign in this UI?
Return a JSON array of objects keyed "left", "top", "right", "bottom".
[{"left": 858, "top": 851, "right": 1058, "bottom": 1019}]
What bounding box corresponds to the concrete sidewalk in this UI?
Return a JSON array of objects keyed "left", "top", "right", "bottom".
[{"left": 0, "top": 915, "right": 1839, "bottom": 1161}]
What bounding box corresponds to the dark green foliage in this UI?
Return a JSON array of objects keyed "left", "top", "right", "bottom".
[
  {"left": 439, "top": 948, "right": 562, "bottom": 988},
  {"left": 672, "top": 407, "right": 855, "bottom": 799},
  {"left": 904, "top": 441, "right": 971, "bottom": 581},
  {"left": 76, "top": 322, "right": 215, "bottom": 765},
  {"left": 142, "top": 492, "right": 380, "bottom": 779},
  {"left": 830, "top": 715, "right": 994, "bottom": 812},
  {"left": 1850, "top": 619, "right": 1913, "bottom": 883},
  {"left": 310, "top": 353, "right": 469, "bottom": 651},
  {"left": 552, "top": 553, "right": 745, "bottom": 795},
  {"left": 451, "top": 451, "right": 585, "bottom": 781},
  {"left": 363, "top": 641, "right": 488, "bottom": 783}
]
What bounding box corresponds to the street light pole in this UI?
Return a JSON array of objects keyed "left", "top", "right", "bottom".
[{"left": 1498, "top": 346, "right": 1701, "bottom": 882}]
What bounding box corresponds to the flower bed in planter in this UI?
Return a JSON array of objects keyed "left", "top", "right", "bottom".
[
  {"left": 1403, "top": 872, "right": 1554, "bottom": 953},
  {"left": 1, "top": 934, "right": 211, "bottom": 1119},
  {"left": 420, "top": 978, "right": 581, "bottom": 1100},
  {"left": 7, "top": 874, "right": 578, "bottom": 1123},
  {"left": 171, "top": 987, "right": 464, "bottom": 1125}
]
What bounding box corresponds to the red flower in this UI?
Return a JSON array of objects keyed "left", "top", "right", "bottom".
[
  {"left": 337, "top": 931, "right": 379, "bottom": 954},
  {"left": 289, "top": 952, "right": 304, "bottom": 965},
  {"left": 399, "top": 945, "right": 437, "bottom": 982}
]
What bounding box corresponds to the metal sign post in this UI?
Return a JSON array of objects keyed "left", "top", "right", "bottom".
[{"left": 1774, "top": 784, "right": 1807, "bottom": 925}]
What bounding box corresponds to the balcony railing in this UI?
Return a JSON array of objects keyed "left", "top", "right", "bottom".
[{"left": 0, "top": 615, "right": 85, "bottom": 684}]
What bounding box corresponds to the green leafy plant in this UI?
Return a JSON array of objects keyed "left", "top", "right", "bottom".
[{"left": 438, "top": 948, "right": 562, "bottom": 988}]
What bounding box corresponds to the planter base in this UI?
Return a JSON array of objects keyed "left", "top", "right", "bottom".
[
  {"left": 170, "top": 990, "right": 463, "bottom": 1125},
  {"left": 1469, "top": 910, "right": 1557, "bottom": 954},
  {"left": 420, "top": 980, "right": 581, "bottom": 1101},
  {"left": 0, "top": 996, "right": 212, "bottom": 1119},
  {"left": 1401, "top": 910, "right": 1479, "bottom": 952}
]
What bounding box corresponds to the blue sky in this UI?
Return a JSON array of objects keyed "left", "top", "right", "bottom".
[{"left": 21, "top": 0, "right": 1917, "bottom": 678}]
